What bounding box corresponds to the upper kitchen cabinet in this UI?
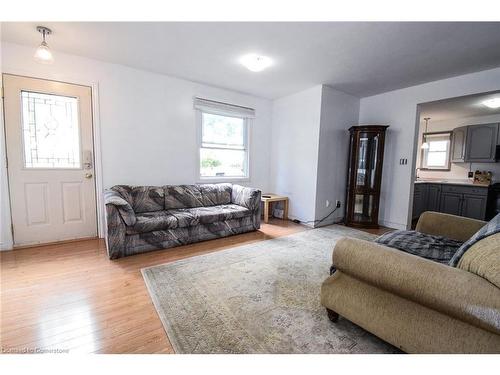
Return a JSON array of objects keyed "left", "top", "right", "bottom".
[
  {"left": 464, "top": 123, "right": 498, "bottom": 162},
  {"left": 451, "top": 126, "right": 467, "bottom": 162}
]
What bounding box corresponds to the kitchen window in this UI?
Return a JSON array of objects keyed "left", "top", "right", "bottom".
[{"left": 421, "top": 132, "right": 452, "bottom": 170}]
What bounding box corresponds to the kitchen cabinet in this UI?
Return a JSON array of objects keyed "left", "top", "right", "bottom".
[
  {"left": 461, "top": 194, "right": 488, "bottom": 220},
  {"left": 412, "top": 182, "right": 488, "bottom": 221},
  {"left": 439, "top": 191, "right": 463, "bottom": 216},
  {"left": 450, "top": 123, "right": 499, "bottom": 163},
  {"left": 412, "top": 184, "right": 426, "bottom": 220},
  {"left": 464, "top": 123, "right": 498, "bottom": 162},
  {"left": 451, "top": 126, "right": 467, "bottom": 162},
  {"left": 426, "top": 184, "right": 442, "bottom": 211}
]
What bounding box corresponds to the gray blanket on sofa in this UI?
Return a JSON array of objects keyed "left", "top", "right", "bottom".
[{"left": 374, "top": 230, "right": 463, "bottom": 265}]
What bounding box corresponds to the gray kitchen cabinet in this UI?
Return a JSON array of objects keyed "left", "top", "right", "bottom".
[
  {"left": 412, "top": 184, "right": 426, "bottom": 220},
  {"left": 413, "top": 182, "right": 488, "bottom": 221},
  {"left": 462, "top": 194, "right": 487, "bottom": 220},
  {"left": 439, "top": 191, "right": 462, "bottom": 216},
  {"left": 426, "top": 184, "right": 441, "bottom": 211},
  {"left": 465, "top": 123, "right": 498, "bottom": 162},
  {"left": 451, "top": 126, "right": 467, "bottom": 162}
]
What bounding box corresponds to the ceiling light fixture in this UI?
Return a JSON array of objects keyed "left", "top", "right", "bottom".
[
  {"left": 421, "top": 117, "right": 431, "bottom": 149},
  {"left": 239, "top": 54, "right": 272, "bottom": 72},
  {"left": 34, "top": 26, "right": 54, "bottom": 64},
  {"left": 482, "top": 98, "right": 500, "bottom": 109}
]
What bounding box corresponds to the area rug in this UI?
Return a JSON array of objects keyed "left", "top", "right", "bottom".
[{"left": 141, "top": 225, "right": 400, "bottom": 353}]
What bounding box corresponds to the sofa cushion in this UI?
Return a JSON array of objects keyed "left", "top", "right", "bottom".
[
  {"left": 164, "top": 185, "right": 204, "bottom": 209},
  {"left": 164, "top": 184, "right": 232, "bottom": 209},
  {"left": 199, "top": 183, "right": 232, "bottom": 206},
  {"left": 449, "top": 213, "right": 500, "bottom": 267},
  {"left": 169, "top": 204, "right": 251, "bottom": 227},
  {"left": 374, "top": 230, "right": 463, "bottom": 264},
  {"left": 127, "top": 211, "right": 178, "bottom": 234},
  {"left": 127, "top": 204, "right": 251, "bottom": 234},
  {"left": 112, "top": 185, "right": 164, "bottom": 213},
  {"left": 457, "top": 233, "right": 500, "bottom": 289}
]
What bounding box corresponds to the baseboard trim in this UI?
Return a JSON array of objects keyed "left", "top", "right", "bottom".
[
  {"left": 0, "top": 241, "right": 14, "bottom": 251},
  {"left": 379, "top": 220, "right": 406, "bottom": 230}
]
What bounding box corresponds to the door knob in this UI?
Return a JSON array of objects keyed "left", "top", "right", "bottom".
[{"left": 85, "top": 173, "right": 93, "bottom": 179}]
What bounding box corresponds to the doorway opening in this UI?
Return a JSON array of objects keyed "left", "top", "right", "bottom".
[{"left": 408, "top": 90, "right": 500, "bottom": 227}]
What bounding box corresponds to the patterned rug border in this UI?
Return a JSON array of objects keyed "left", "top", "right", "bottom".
[{"left": 141, "top": 266, "right": 185, "bottom": 353}]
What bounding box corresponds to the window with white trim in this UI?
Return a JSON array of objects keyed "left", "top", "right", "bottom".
[
  {"left": 195, "top": 98, "right": 253, "bottom": 180},
  {"left": 421, "top": 132, "right": 452, "bottom": 170}
]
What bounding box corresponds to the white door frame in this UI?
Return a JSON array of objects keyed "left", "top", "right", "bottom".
[{"left": 2, "top": 70, "right": 105, "bottom": 240}]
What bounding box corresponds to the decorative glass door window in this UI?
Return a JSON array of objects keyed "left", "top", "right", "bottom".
[
  {"left": 199, "top": 112, "right": 248, "bottom": 178},
  {"left": 21, "top": 91, "right": 81, "bottom": 169}
]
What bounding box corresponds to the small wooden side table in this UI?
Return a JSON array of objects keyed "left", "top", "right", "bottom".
[{"left": 261, "top": 194, "right": 289, "bottom": 223}]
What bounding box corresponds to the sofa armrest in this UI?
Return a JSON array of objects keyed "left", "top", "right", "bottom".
[
  {"left": 104, "top": 190, "right": 136, "bottom": 226},
  {"left": 415, "top": 211, "right": 486, "bottom": 242},
  {"left": 231, "top": 185, "right": 261, "bottom": 212},
  {"left": 332, "top": 237, "right": 500, "bottom": 334},
  {"left": 105, "top": 204, "right": 127, "bottom": 259}
]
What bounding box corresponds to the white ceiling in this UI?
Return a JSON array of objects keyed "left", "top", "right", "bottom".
[
  {"left": 2, "top": 22, "right": 500, "bottom": 99},
  {"left": 420, "top": 91, "right": 500, "bottom": 122}
]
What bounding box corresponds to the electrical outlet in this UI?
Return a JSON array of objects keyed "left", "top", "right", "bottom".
[
  {"left": 335, "top": 200, "right": 341, "bottom": 208},
  {"left": 326, "top": 200, "right": 331, "bottom": 207}
]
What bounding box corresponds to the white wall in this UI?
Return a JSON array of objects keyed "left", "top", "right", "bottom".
[
  {"left": 416, "top": 114, "right": 500, "bottom": 181},
  {"left": 0, "top": 42, "right": 273, "bottom": 249},
  {"left": 3, "top": 42, "right": 500, "bottom": 245},
  {"left": 269, "top": 85, "right": 323, "bottom": 223},
  {"left": 359, "top": 67, "right": 500, "bottom": 229},
  {"left": 269, "top": 84, "right": 360, "bottom": 227},
  {"left": 1, "top": 34, "right": 14, "bottom": 250},
  {"left": 314, "top": 85, "right": 360, "bottom": 225}
]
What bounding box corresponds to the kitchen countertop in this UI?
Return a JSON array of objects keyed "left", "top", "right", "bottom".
[{"left": 414, "top": 179, "right": 490, "bottom": 187}]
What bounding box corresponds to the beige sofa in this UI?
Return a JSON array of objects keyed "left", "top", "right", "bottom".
[{"left": 320, "top": 211, "right": 500, "bottom": 353}]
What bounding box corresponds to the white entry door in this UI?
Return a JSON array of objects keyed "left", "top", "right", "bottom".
[{"left": 3, "top": 74, "right": 97, "bottom": 246}]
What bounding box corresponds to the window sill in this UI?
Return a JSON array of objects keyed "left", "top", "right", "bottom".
[
  {"left": 419, "top": 168, "right": 451, "bottom": 171},
  {"left": 197, "top": 176, "right": 250, "bottom": 184}
]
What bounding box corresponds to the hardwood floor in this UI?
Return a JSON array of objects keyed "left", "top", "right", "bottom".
[
  {"left": 0, "top": 219, "right": 307, "bottom": 354},
  {"left": 0, "top": 220, "right": 390, "bottom": 354}
]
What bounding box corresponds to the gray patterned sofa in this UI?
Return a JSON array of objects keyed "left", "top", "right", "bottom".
[{"left": 104, "top": 183, "right": 261, "bottom": 259}]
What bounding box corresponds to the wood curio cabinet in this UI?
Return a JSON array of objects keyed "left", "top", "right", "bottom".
[{"left": 345, "top": 125, "right": 389, "bottom": 228}]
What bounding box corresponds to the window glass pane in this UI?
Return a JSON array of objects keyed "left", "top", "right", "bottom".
[
  {"left": 421, "top": 132, "right": 451, "bottom": 169},
  {"left": 200, "top": 148, "right": 246, "bottom": 177},
  {"left": 202, "top": 113, "right": 244, "bottom": 149},
  {"left": 429, "top": 140, "right": 448, "bottom": 152},
  {"left": 427, "top": 151, "right": 447, "bottom": 167},
  {"left": 21, "top": 91, "right": 81, "bottom": 169}
]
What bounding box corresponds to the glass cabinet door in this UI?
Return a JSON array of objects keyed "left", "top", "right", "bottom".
[
  {"left": 355, "top": 132, "right": 379, "bottom": 190},
  {"left": 353, "top": 193, "right": 375, "bottom": 223}
]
